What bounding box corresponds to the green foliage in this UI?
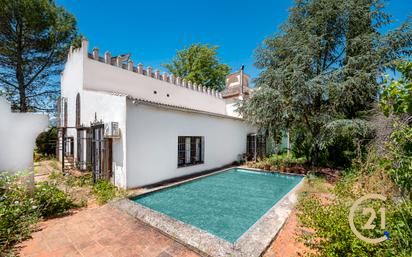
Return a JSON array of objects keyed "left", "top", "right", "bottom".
[
  {"left": 0, "top": 173, "right": 75, "bottom": 253},
  {"left": 299, "top": 197, "right": 380, "bottom": 256},
  {"left": 35, "top": 127, "right": 57, "bottom": 157},
  {"left": 92, "top": 180, "right": 119, "bottom": 205},
  {"left": 48, "top": 170, "right": 63, "bottom": 181},
  {"left": 163, "top": 44, "right": 231, "bottom": 91},
  {"left": 34, "top": 181, "right": 74, "bottom": 218},
  {"left": 321, "top": 119, "right": 375, "bottom": 167},
  {"left": 48, "top": 170, "right": 93, "bottom": 188},
  {"left": 298, "top": 169, "right": 412, "bottom": 256},
  {"left": 65, "top": 174, "right": 93, "bottom": 188},
  {"left": 386, "top": 200, "right": 412, "bottom": 255},
  {"left": 381, "top": 61, "right": 412, "bottom": 116},
  {"left": 0, "top": 0, "right": 79, "bottom": 112},
  {"left": 381, "top": 61, "right": 412, "bottom": 199},
  {"left": 0, "top": 174, "right": 39, "bottom": 253},
  {"left": 253, "top": 153, "right": 306, "bottom": 169},
  {"left": 238, "top": 0, "right": 412, "bottom": 166},
  {"left": 386, "top": 125, "right": 412, "bottom": 198}
]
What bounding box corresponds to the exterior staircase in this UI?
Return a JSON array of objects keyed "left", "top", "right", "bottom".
[{"left": 63, "top": 156, "right": 75, "bottom": 172}]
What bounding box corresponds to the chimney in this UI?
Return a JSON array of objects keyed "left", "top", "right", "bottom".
[{"left": 240, "top": 64, "right": 244, "bottom": 95}]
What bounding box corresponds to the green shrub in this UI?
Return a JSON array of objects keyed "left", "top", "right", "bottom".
[
  {"left": 48, "top": 171, "right": 93, "bottom": 188},
  {"left": 34, "top": 181, "right": 74, "bottom": 218},
  {"left": 35, "top": 127, "right": 57, "bottom": 158},
  {"left": 386, "top": 200, "right": 412, "bottom": 256},
  {"left": 0, "top": 174, "right": 39, "bottom": 253},
  {"left": 92, "top": 180, "right": 118, "bottom": 204},
  {"left": 48, "top": 170, "right": 63, "bottom": 180},
  {"left": 253, "top": 153, "right": 306, "bottom": 170},
  {"left": 66, "top": 173, "right": 93, "bottom": 188},
  {"left": 380, "top": 60, "right": 412, "bottom": 199},
  {"left": 382, "top": 124, "right": 412, "bottom": 199},
  {"left": 1, "top": 173, "right": 75, "bottom": 253},
  {"left": 299, "top": 196, "right": 382, "bottom": 256},
  {"left": 298, "top": 169, "right": 412, "bottom": 256}
]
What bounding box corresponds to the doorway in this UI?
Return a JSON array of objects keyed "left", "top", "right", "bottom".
[{"left": 91, "top": 123, "right": 112, "bottom": 182}]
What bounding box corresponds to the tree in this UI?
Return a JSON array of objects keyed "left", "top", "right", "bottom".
[
  {"left": 381, "top": 61, "right": 412, "bottom": 116},
  {"left": 0, "top": 0, "right": 79, "bottom": 112},
  {"left": 238, "top": 0, "right": 412, "bottom": 166},
  {"left": 163, "top": 44, "right": 231, "bottom": 91},
  {"left": 36, "top": 127, "right": 57, "bottom": 157}
]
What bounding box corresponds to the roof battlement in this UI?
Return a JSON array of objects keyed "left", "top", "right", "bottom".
[{"left": 69, "top": 38, "right": 223, "bottom": 100}]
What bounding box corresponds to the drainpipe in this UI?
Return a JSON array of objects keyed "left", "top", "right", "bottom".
[{"left": 62, "top": 128, "right": 65, "bottom": 174}]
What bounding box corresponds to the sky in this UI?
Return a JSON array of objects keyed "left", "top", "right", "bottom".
[{"left": 57, "top": 0, "right": 412, "bottom": 82}]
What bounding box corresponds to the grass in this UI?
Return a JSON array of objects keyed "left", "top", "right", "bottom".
[
  {"left": 301, "top": 173, "right": 331, "bottom": 194},
  {"left": 47, "top": 168, "right": 125, "bottom": 206}
]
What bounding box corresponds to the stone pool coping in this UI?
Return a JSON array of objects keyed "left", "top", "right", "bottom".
[{"left": 111, "top": 167, "right": 305, "bottom": 257}]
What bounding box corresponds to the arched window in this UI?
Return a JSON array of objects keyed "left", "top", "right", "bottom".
[{"left": 75, "top": 93, "right": 80, "bottom": 127}]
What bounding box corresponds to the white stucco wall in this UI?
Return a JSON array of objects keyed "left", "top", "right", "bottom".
[
  {"left": 60, "top": 46, "right": 84, "bottom": 161},
  {"left": 125, "top": 100, "right": 255, "bottom": 188},
  {"left": 59, "top": 38, "right": 254, "bottom": 189},
  {"left": 0, "top": 97, "right": 48, "bottom": 173},
  {"left": 60, "top": 47, "right": 83, "bottom": 99},
  {"left": 82, "top": 90, "right": 128, "bottom": 188},
  {"left": 60, "top": 45, "right": 128, "bottom": 187},
  {"left": 225, "top": 97, "right": 243, "bottom": 118}
]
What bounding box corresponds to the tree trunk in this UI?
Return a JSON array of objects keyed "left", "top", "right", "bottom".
[
  {"left": 17, "top": 64, "right": 27, "bottom": 112},
  {"left": 16, "top": 17, "right": 27, "bottom": 112}
]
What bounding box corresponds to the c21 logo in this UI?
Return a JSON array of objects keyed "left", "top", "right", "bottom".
[{"left": 349, "top": 194, "right": 390, "bottom": 244}]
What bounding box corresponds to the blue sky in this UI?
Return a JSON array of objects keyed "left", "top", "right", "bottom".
[{"left": 57, "top": 0, "right": 412, "bottom": 81}]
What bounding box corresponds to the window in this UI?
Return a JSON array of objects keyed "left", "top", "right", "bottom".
[
  {"left": 178, "top": 136, "right": 204, "bottom": 167},
  {"left": 56, "top": 97, "right": 68, "bottom": 128},
  {"left": 246, "top": 133, "right": 266, "bottom": 161}
]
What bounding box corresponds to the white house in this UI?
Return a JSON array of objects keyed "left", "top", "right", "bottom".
[{"left": 58, "top": 37, "right": 259, "bottom": 189}]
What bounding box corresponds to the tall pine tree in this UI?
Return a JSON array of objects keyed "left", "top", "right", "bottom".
[{"left": 0, "top": 0, "right": 79, "bottom": 112}]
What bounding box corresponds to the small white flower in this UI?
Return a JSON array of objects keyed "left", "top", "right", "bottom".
[
  {"left": 14, "top": 201, "right": 19, "bottom": 204},
  {"left": 32, "top": 205, "right": 37, "bottom": 209}
]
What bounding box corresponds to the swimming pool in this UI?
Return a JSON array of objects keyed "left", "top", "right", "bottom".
[{"left": 132, "top": 168, "right": 303, "bottom": 243}]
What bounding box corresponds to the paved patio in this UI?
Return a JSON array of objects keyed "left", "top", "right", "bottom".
[
  {"left": 18, "top": 204, "right": 312, "bottom": 257},
  {"left": 17, "top": 205, "right": 199, "bottom": 257}
]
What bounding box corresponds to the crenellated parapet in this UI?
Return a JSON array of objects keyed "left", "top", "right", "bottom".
[{"left": 83, "top": 44, "right": 223, "bottom": 99}]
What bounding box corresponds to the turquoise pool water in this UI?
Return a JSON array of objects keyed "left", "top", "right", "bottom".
[{"left": 132, "top": 168, "right": 303, "bottom": 243}]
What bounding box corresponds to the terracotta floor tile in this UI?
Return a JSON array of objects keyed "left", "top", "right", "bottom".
[
  {"left": 157, "top": 251, "right": 173, "bottom": 257},
  {"left": 18, "top": 206, "right": 197, "bottom": 257},
  {"left": 78, "top": 242, "right": 108, "bottom": 256},
  {"left": 16, "top": 203, "right": 314, "bottom": 257},
  {"left": 48, "top": 245, "right": 82, "bottom": 257}
]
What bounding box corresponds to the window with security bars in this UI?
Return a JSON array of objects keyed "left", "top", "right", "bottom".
[{"left": 178, "top": 136, "right": 204, "bottom": 167}]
